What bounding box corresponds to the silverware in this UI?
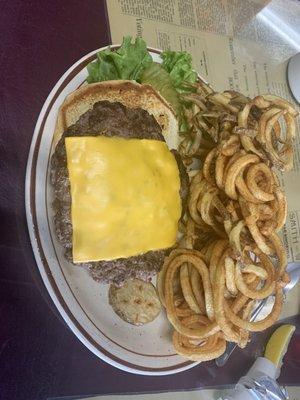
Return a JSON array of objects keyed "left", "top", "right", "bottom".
[{"left": 215, "top": 263, "right": 300, "bottom": 367}]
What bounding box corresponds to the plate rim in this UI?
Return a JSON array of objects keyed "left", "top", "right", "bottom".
[{"left": 25, "top": 44, "right": 199, "bottom": 375}]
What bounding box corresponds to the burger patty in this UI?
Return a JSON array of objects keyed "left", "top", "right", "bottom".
[{"left": 51, "top": 100, "right": 188, "bottom": 285}]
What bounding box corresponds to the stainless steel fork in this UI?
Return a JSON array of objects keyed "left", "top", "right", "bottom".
[{"left": 215, "top": 262, "right": 300, "bottom": 367}]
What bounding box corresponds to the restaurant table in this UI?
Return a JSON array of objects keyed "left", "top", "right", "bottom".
[{"left": 0, "top": 1, "right": 300, "bottom": 400}]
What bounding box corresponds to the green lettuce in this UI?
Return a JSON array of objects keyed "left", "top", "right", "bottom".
[
  {"left": 161, "top": 50, "right": 197, "bottom": 93},
  {"left": 140, "top": 63, "right": 181, "bottom": 116},
  {"left": 140, "top": 50, "right": 197, "bottom": 130},
  {"left": 87, "top": 36, "right": 153, "bottom": 83},
  {"left": 86, "top": 37, "right": 197, "bottom": 130},
  {"left": 141, "top": 63, "right": 188, "bottom": 131}
]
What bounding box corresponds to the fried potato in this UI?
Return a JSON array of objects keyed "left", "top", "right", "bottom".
[
  {"left": 166, "top": 82, "right": 297, "bottom": 361},
  {"left": 109, "top": 279, "right": 161, "bottom": 326}
]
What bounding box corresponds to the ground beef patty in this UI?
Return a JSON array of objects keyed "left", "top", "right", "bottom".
[{"left": 51, "top": 100, "right": 188, "bottom": 285}]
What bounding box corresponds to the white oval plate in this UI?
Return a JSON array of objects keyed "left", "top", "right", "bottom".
[{"left": 25, "top": 45, "right": 199, "bottom": 375}]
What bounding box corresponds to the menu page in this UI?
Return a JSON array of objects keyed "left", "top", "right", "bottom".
[{"left": 106, "top": 0, "right": 300, "bottom": 266}]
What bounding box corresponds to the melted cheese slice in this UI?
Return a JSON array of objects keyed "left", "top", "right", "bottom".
[{"left": 65, "top": 136, "right": 181, "bottom": 263}]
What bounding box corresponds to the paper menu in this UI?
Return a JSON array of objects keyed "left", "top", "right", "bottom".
[{"left": 106, "top": 0, "right": 300, "bottom": 264}]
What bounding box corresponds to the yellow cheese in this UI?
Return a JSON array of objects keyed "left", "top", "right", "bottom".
[{"left": 65, "top": 136, "right": 181, "bottom": 263}]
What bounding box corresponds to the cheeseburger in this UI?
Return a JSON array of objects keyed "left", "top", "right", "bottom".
[{"left": 50, "top": 80, "right": 189, "bottom": 285}]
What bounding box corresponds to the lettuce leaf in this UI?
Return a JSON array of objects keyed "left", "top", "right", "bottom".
[
  {"left": 140, "top": 63, "right": 181, "bottom": 116},
  {"left": 141, "top": 62, "right": 188, "bottom": 131},
  {"left": 87, "top": 38, "right": 197, "bottom": 131},
  {"left": 87, "top": 36, "right": 153, "bottom": 83},
  {"left": 161, "top": 50, "right": 197, "bottom": 93}
]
